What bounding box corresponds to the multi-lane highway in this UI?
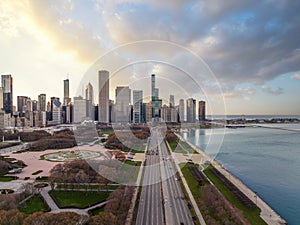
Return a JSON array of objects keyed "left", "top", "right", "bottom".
[
  {"left": 136, "top": 130, "right": 164, "bottom": 225},
  {"left": 136, "top": 127, "right": 194, "bottom": 225}
]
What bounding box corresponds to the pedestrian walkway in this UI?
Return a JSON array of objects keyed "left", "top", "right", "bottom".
[{"left": 40, "top": 185, "right": 109, "bottom": 216}]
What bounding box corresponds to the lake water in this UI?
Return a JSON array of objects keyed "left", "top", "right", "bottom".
[{"left": 180, "top": 125, "right": 300, "bottom": 225}]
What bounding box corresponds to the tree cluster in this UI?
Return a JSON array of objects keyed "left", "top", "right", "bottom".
[
  {"left": 29, "top": 130, "right": 76, "bottom": 151},
  {"left": 0, "top": 210, "right": 88, "bottom": 225},
  {"left": 105, "top": 131, "right": 149, "bottom": 150},
  {"left": 165, "top": 130, "right": 179, "bottom": 143},
  {"left": 0, "top": 130, "right": 50, "bottom": 142},
  {"left": 198, "top": 185, "right": 250, "bottom": 225},
  {"left": 88, "top": 186, "right": 135, "bottom": 225},
  {"left": 49, "top": 160, "right": 99, "bottom": 188}
]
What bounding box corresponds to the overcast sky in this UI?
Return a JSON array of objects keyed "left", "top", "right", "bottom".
[{"left": 0, "top": 0, "right": 300, "bottom": 115}]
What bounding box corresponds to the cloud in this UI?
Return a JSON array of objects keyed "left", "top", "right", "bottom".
[
  {"left": 98, "top": 0, "right": 300, "bottom": 88},
  {"left": 292, "top": 74, "right": 300, "bottom": 79},
  {"left": 223, "top": 87, "right": 255, "bottom": 99},
  {"left": 261, "top": 85, "right": 283, "bottom": 96}
]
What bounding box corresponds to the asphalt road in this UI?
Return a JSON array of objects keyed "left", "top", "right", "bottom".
[{"left": 136, "top": 127, "right": 194, "bottom": 225}]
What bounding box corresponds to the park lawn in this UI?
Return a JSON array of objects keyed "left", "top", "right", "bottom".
[
  {"left": 56, "top": 183, "right": 119, "bottom": 190},
  {"left": 168, "top": 141, "right": 178, "bottom": 151},
  {"left": 124, "top": 160, "right": 141, "bottom": 167},
  {"left": 180, "top": 163, "right": 204, "bottom": 200},
  {"left": 168, "top": 140, "right": 199, "bottom": 154},
  {"left": 49, "top": 190, "right": 109, "bottom": 209},
  {"left": 176, "top": 169, "right": 201, "bottom": 225},
  {"left": 19, "top": 194, "right": 50, "bottom": 214},
  {"left": 204, "top": 166, "right": 267, "bottom": 225},
  {"left": 89, "top": 206, "right": 105, "bottom": 216},
  {"left": 0, "top": 176, "right": 17, "bottom": 181}
]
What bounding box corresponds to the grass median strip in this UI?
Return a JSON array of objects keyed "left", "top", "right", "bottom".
[{"left": 204, "top": 165, "right": 267, "bottom": 225}]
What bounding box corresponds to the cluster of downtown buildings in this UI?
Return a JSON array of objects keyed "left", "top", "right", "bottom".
[{"left": 0, "top": 72, "right": 206, "bottom": 129}]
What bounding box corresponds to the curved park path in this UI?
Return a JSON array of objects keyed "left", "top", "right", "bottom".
[{"left": 40, "top": 185, "right": 109, "bottom": 215}]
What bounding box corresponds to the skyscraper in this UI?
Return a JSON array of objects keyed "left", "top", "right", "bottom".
[
  {"left": 115, "top": 86, "right": 131, "bottom": 123},
  {"left": 151, "top": 74, "right": 161, "bottom": 118},
  {"left": 98, "top": 70, "right": 109, "bottom": 123},
  {"left": 17, "top": 96, "right": 29, "bottom": 114},
  {"left": 1, "top": 75, "right": 13, "bottom": 114},
  {"left": 186, "top": 98, "right": 196, "bottom": 123},
  {"left": 73, "top": 96, "right": 87, "bottom": 123},
  {"left": 133, "top": 90, "right": 143, "bottom": 123},
  {"left": 179, "top": 99, "right": 185, "bottom": 122},
  {"left": 198, "top": 100, "right": 206, "bottom": 121},
  {"left": 85, "top": 82, "right": 94, "bottom": 119},
  {"left": 52, "top": 98, "right": 62, "bottom": 124},
  {"left": 0, "top": 87, "right": 3, "bottom": 110},
  {"left": 169, "top": 95, "right": 175, "bottom": 108},
  {"left": 85, "top": 82, "right": 94, "bottom": 103},
  {"left": 151, "top": 74, "right": 155, "bottom": 101},
  {"left": 38, "top": 94, "right": 46, "bottom": 111},
  {"left": 63, "top": 79, "right": 71, "bottom": 105}
]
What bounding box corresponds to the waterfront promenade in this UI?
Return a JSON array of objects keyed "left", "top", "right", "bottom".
[{"left": 175, "top": 133, "right": 287, "bottom": 225}]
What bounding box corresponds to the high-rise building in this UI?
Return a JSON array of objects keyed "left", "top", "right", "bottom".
[
  {"left": 73, "top": 96, "right": 87, "bottom": 123},
  {"left": 145, "top": 102, "right": 152, "bottom": 122},
  {"left": 26, "top": 99, "right": 32, "bottom": 112},
  {"left": 85, "top": 82, "right": 94, "bottom": 119},
  {"left": 151, "top": 74, "right": 161, "bottom": 118},
  {"left": 151, "top": 74, "right": 155, "bottom": 101},
  {"left": 17, "top": 96, "right": 29, "bottom": 114},
  {"left": 186, "top": 98, "right": 196, "bottom": 123},
  {"left": 1, "top": 75, "right": 13, "bottom": 114},
  {"left": 198, "top": 100, "right": 206, "bottom": 121},
  {"left": 38, "top": 94, "right": 46, "bottom": 111},
  {"left": 133, "top": 90, "right": 143, "bottom": 123},
  {"left": 85, "top": 82, "right": 94, "bottom": 103},
  {"left": 32, "top": 100, "right": 39, "bottom": 111},
  {"left": 52, "top": 98, "right": 62, "bottom": 125},
  {"left": 161, "top": 105, "right": 170, "bottom": 122},
  {"left": 98, "top": 70, "right": 109, "bottom": 123},
  {"left": 63, "top": 79, "right": 71, "bottom": 105},
  {"left": 0, "top": 87, "right": 3, "bottom": 110},
  {"left": 170, "top": 95, "right": 175, "bottom": 108},
  {"left": 115, "top": 86, "right": 131, "bottom": 123},
  {"left": 50, "top": 97, "right": 60, "bottom": 121},
  {"left": 109, "top": 100, "right": 115, "bottom": 123},
  {"left": 179, "top": 99, "right": 185, "bottom": 122}
]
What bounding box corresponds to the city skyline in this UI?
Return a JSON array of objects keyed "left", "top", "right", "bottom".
[{"left": 0, "top": 1, "right": 300, "bottom": 115}]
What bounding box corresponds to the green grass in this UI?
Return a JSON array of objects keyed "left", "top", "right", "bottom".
[
  {"left": 98, "top": 130, "right": 114, "bottom": 136},
  {"left": 49, "top": 190, "right": 109, "bottom": 209},
  {"left": 56, "top": 183, "right": 119, "bottom": 190},
  {"left": 176, "top": 169, "right": 201, "bottom": 225},
  {"left": 89, "top": 206, "right": 105, "bottom": 216},
  {"left": 19, "top": 194, "right": 50, "bottom": 214},
  {"left": 35, "top": 176, "right": 48, "bottom": 182},
  {"left": 0, "top": 176, "right": 17, "bottom": 181},
  {"left": 180, "top": 163, "right": 204, "bottom": 200},
  {"left": 168, "top": 140, "right": 199, "bottom": 154},
  {"left": 204, "top": 166, "right": 267, "bottom": 225},
  {"left": 124, "top": 160, "right": 142, "bottom": 166}
]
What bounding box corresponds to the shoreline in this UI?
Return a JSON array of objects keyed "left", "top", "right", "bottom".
[{"left": 175, "top": 133, "right": 287, "bottom": 225}]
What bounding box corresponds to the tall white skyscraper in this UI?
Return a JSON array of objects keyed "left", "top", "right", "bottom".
[
  {"left": 133, "top": 90, "right": 143, "bottom": 123},
  {"left": 73, "top": 96, "right": 87, "bottom": 123},
  {"left": 179, "top": 99, "right": 185, "bottom": 122},
  {"left": 115, "top": 86, "right": 131, "bottom": 123},
  {"left": 169, "top": 95, "right": 175, "bottom": 108},
  {"left": 98, "top": 70, "right": 109, "bottom": 123}
]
